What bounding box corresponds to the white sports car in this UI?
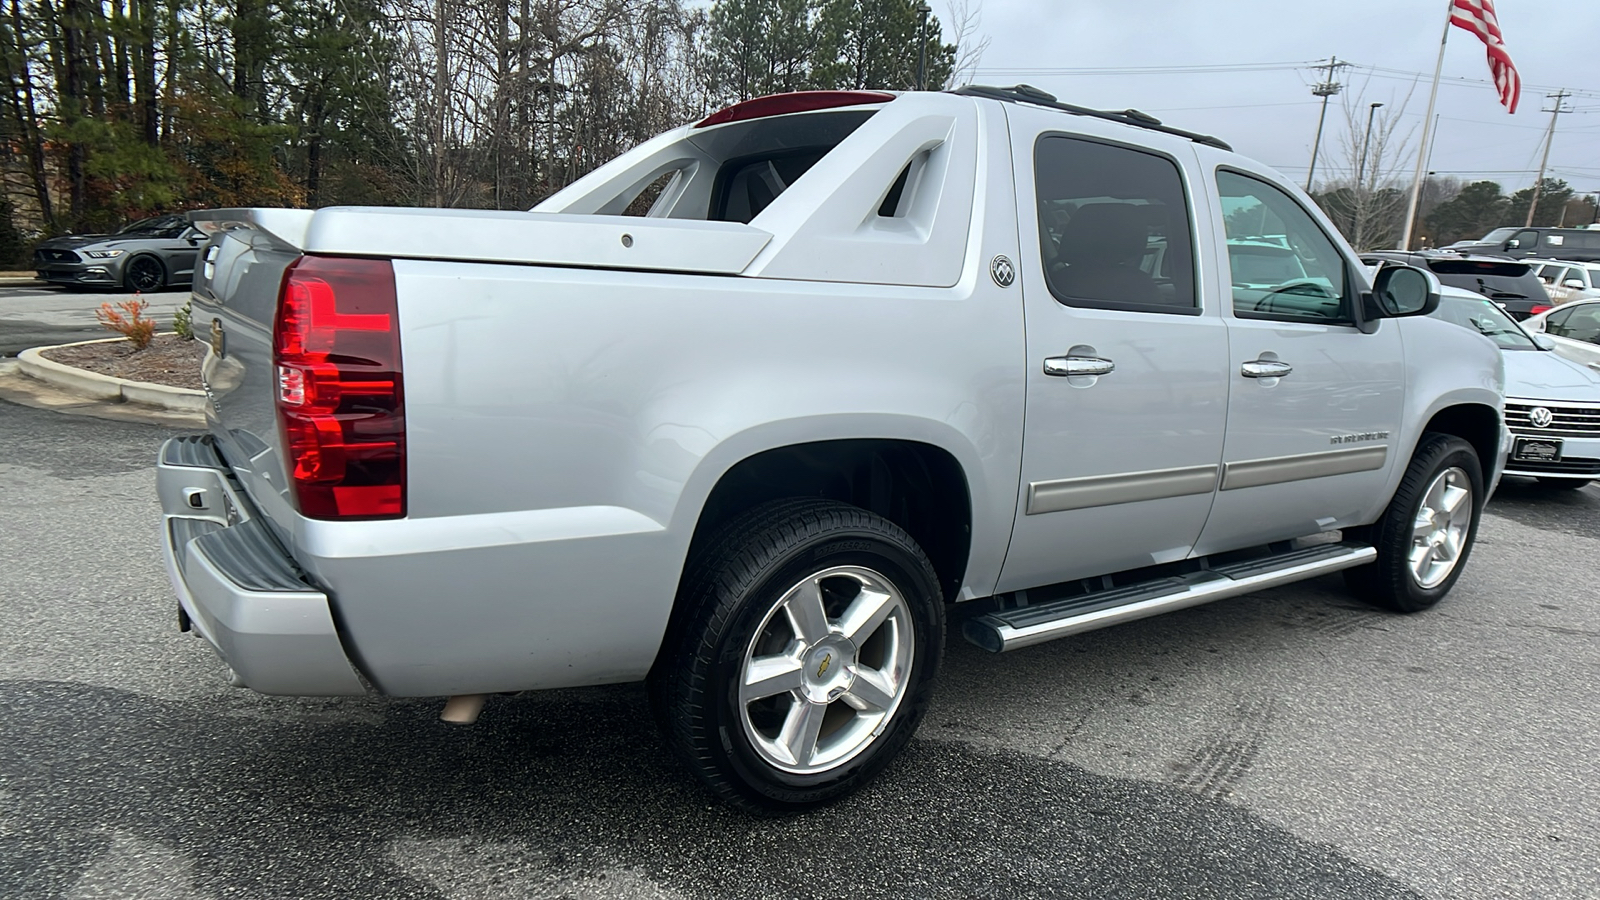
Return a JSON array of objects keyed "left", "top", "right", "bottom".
[
  {"left": 1521, "top": 297, "right": 1600, "bottom": 372},
  {"left": 1432, "top": 287, "right": 1600, "bottom": 490}
]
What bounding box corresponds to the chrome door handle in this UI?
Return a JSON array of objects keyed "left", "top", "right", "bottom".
[
  {"left": 1044, "top": 356, "right": 1115, "bottom": 377},
  {"left": 1241, "top": 359, "right": 1293, "bottom": 379}
]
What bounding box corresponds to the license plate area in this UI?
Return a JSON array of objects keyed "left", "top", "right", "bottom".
[{"left": 1513, "top": 436, "right": 1563, "bottom": 463}]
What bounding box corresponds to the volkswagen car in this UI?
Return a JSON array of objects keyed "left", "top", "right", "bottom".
[
  {"left": 32, "top": 214, "right": 203, "bottom": 292},
  {"left": 1431, "top": 286, "right": 1600, "bottom": 489}
]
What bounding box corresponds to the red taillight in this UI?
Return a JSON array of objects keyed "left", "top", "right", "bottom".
[
  {"left": 694, "top": 91, "right": 895, "bottom": 128},
  {"left": 1530, "top": 305, "right": 1551, "bottom": 316},
  {"left": 273, "top": 256, "right": 405, "bottom": 519}
]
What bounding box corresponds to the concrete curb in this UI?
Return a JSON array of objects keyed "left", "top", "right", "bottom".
[{"left": 18, "top": 336, "right": 207, "bottom": 413}]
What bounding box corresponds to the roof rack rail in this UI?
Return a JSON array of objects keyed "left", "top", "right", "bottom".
[{"left": 953, "top": 84, "right": 1233, "bottom": 152}]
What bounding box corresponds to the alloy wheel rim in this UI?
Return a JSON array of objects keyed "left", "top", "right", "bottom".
[
  {"left": 128, "top": 259, "right": 161, "bottom": 291},
  {"left": 1408, "top": 466, "right": 1473, "bottom": 589},
  {"left": 737, "top": 565, "right": 914, "bottom": 775}
]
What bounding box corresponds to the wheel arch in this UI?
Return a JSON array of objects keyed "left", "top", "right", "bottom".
[
  {"left": 1418, "top": 402, "right": 1502, "bottom": 485},
  {"left": 683, "top": 437, "right": 974, "bottom": 601},
  {"left": 651, "top": 435, "right": 978, "bottom": 679}
]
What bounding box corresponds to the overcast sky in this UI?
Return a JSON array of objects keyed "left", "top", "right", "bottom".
[{"left": 948, "top": 0, "right": 1600, "bottom": 201}]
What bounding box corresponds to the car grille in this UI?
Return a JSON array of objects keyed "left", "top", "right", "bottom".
[
  {"left": 34, "top": 248, "right": 81, "bottom": 264},
  {"left": 1505, "top": 400, "right": 1600, "bottom": 438},
  {"left": 1504, "top": 456, "right": 1600, "bottom": 476}
]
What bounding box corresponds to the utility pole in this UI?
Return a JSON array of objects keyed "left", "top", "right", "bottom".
[
  {"left": 1525, "top": 90, "right": 1571, "bottom": 226},
  {"left": 916, "top": 3, "right": 931, "bottom": 90},
  {"left": 1305, "top": 56, "right": 1347, "bottom": 192}
]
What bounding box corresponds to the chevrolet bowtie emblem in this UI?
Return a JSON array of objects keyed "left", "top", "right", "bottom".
[{"left": 816, "top": 653, "right": 833, "bottom": 678}]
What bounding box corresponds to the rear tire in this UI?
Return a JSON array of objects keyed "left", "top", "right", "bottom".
[
  {"left": 1535, "top": 477, "right": 1591, "bottom": 490},
  {"left": 1344, "top": 433, "right": 1484, "bottom": 613},
  {"left": 651, "top": 499, "right": 944, "bottom": 813}
]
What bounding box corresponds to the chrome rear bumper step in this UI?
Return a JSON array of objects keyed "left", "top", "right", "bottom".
[{"left": 964, "top": 542, "right": 1377, "bottom": 652}]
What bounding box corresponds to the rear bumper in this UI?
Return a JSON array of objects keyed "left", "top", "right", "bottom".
[{"left": 158, "top": 435, "right": 366, "bottom": 695}]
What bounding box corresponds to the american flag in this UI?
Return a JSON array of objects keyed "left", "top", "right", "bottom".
[{"left": 1449, "top": 0, "right": 1520, "bottom": 113}]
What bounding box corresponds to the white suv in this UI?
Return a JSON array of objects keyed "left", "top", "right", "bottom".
[{"left": 1531, "top": 259, "right": 1600, "bottom": 304}]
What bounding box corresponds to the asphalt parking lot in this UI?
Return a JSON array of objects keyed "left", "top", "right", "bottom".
[
  {"left": 0, "top": 282, "right": 189, "bottom": 356},
  {"left": 1, "top": 396, "right": 1596, "bottom": 899}
]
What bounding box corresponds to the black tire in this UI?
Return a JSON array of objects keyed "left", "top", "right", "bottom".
[
  {"left": 651, "top": 498, "right": 945, "bottom": 813},
  {"left": 1344, "top": 433, "right": 1484, "bottom": 613},
  {"left": 122, "top": 255, "right": 166, "bottom": 292},
  {"left": 1535, "top": 477, "right": 1591, "bottom": 490}
]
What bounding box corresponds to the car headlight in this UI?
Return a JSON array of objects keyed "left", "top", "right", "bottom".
[{"left": 84, "top": 249, "right": 125, "bottom": 258}]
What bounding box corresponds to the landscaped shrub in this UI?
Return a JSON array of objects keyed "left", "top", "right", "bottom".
[
  {"left": 97, "top": 296, "right": 156, "bottom": 350},
  {"left": 174, "top": 299, "right": 194, "bottom": 339}
]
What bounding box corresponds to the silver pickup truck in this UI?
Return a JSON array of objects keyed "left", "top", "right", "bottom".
[{"left": 158, "top": 86, "right": 1506, "bottom": 812}]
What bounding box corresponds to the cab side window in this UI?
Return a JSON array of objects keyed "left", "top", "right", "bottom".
[
  {"left": 1216, "top": 170, "right": 1351, "bottom": 323},
  {"left": 1034, "top": 136, "right": 1197, "bottom": 313}
]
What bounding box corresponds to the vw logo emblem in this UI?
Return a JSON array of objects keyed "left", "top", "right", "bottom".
[
  {"left": 990, "top": 255, "right": 1015, "bottom": 288},
  {"left": 1529, "top": 407, "right": 1554, "bottom": 428}
]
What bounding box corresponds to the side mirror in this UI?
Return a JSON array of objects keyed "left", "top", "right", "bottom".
[
  {"left": 1531, "top": 333, "right": 1556, "bottom": 351},
  {"left": 1505, "top": 239, "right": 1520, "bottom": 249},
  {"left": 1565, "top": 279, "right": 1585, "bottom": 290},
  {"left": 1369, "top": 264, "right": 1440, "bottom": 317}
]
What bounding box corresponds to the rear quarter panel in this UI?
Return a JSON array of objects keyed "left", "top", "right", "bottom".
[{"left": 297, "top": 261, "right": 1025, "bottom": 696}]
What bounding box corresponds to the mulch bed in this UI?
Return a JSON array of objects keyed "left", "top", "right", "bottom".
[{"left": 40, "top": 333, "right": 206, "bottom": 391}]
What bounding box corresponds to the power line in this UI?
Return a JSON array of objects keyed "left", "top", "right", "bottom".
[
  {"left": 1345, "top": 62, "right": 1600, "bottom": 101},
  {"left": 971, "top": 60, "right": 1316, "bottom": 76}
]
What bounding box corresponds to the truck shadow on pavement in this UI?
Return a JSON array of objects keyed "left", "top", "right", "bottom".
[{"left": 0, "top": 679, "right": 1422, "bottom": 900}]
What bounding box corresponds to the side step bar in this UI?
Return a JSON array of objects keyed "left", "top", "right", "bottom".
[{"left": 964, "top": 542, "right": 1377, "bottom": 653}]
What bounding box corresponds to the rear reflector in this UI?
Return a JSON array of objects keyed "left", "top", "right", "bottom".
[
  {"left": 274, "top": 256, "right": 405, "bottom": 519},
  {"left": 1530, "top": 305, "right": 1551, "bottom": 316},
  {"left": 695, "top": 91, "right": 895, "bottom": 128}
]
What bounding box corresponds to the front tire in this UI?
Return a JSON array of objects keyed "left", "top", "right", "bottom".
[
  {"left": 1344, "top": 433, "right": 1484, "bottom": 613},
  {"left": 652, "top": 499, "right": 944, "bottom": 813},
  {"left": 122, "top": 255, "right": 166, "bottom": 292}
]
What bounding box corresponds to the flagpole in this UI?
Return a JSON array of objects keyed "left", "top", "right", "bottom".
[{"left": 1398, "top": 1, "right": 1455, "bottom": 250}]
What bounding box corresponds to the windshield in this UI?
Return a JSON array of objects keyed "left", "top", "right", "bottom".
[
  {"left": 1227, "top": 245, "right": 1307, "bottom": 285},
  {"left": 1428, "top": 294, "right": 1538, "bottom": 350},
  {"left": 116, "top": 215, "right": 187, "bottom": 237},
  {"left": 1479, "top": 227, "right": 1518, "bottom": 243}
]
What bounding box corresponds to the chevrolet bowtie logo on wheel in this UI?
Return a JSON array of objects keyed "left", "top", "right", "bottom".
[
  {"left": 1529, "top": 407, "right": 1554, "bottom": 428},
  {"left": 816, "top": 653, "right": 832, "bottom": 678}
]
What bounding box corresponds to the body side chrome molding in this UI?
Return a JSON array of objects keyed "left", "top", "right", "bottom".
[
  {"left": 973, "top": 544, "right": 1377, "bottom": 651},
  {"left": 1221, "top": 445, "right": 1388, "bottom": 491},
  {"left": 1026, "top": 464, "right": 1218, "bottom": 515}
]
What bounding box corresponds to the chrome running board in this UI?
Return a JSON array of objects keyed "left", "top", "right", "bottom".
[{"left": 964, "top": 542, "right": 1377, "bottom": 653}]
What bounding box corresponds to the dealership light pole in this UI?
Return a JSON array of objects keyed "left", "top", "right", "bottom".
[{"left": 1357, "top": 102, "right": 1384, "bottom": 192}]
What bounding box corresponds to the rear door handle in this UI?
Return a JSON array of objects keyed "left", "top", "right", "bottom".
[
  {"left": 1044, "top": 356, "right": 1115, "bottom": 377},
  {"left": 1241, "top": 359, "right": 1293, "bottom": 379}
]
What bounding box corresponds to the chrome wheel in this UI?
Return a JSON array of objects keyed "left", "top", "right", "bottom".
[
  {"left": 738, "top": 565, "right": 914, "bottom": 775},
  {"left": 124, "top": 256, "right": 164, "bottom": 292},
  {"left": 1409, "top": 466, "right": 1473, "bottom": 589}
]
